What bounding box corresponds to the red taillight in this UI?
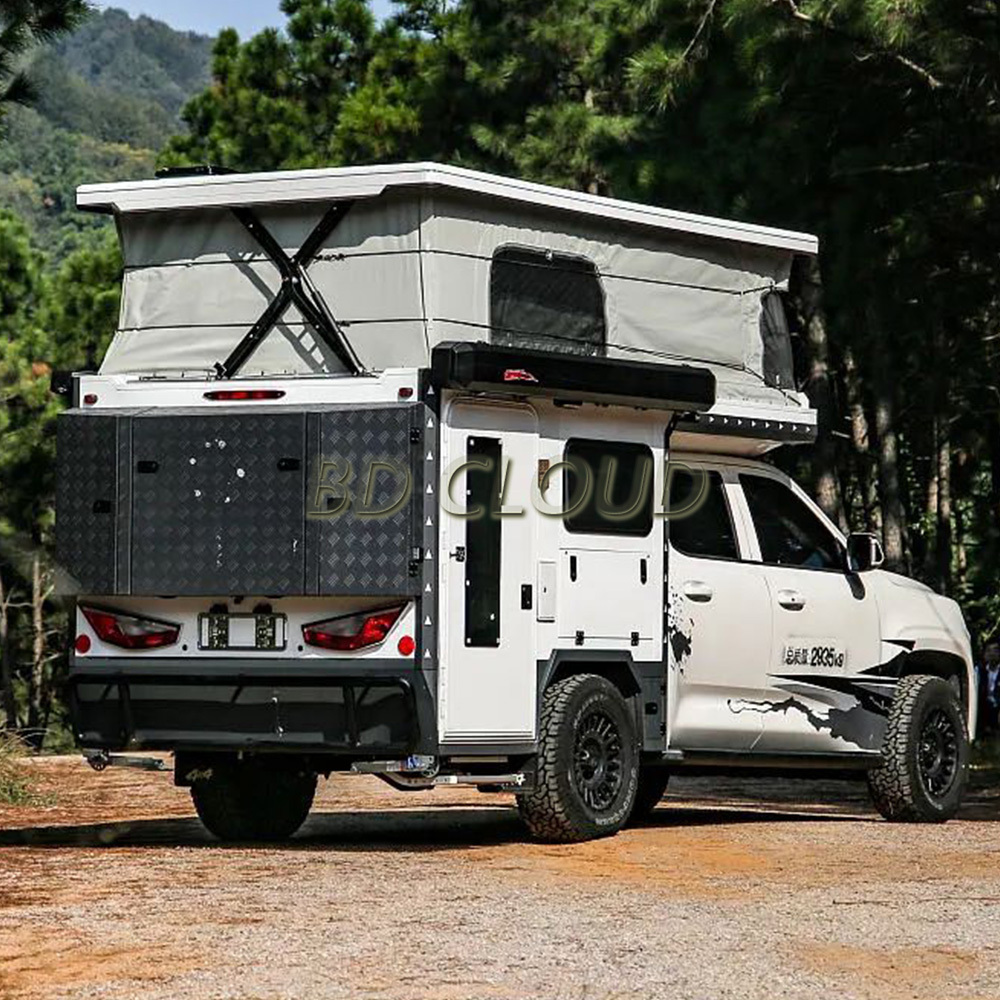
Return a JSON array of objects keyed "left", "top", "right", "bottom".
[
  {"left": 81, "top": 606, "right": 180, "bottom": 651},
  {"left": 75, "top": 634, "right": 91, "bottom": 655},
  {"left": 204, "top": 389, "right": 286, "bottom": 401},
  {"left": 303, "top": 606, "right": 404, "bottom": 651}
]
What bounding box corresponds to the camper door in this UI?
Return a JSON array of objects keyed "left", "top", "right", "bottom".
[{"left": 439, "top": 400, "right": 538, "bottom": 745}]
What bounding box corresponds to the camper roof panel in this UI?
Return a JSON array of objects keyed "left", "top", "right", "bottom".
[{"left": 77, "top": 161, "right": 818, "bottom": 256}]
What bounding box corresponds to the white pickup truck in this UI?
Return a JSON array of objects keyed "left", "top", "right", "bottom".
[{"left": 57, "top": 163, "right": 973, "bottom": 842}]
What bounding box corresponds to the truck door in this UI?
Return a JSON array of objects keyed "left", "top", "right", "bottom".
[
  {"left": 735, "top": 471, "right": 884, "bottom": 753},
  {"left": 439, "top": 401, "right": 537, "bottom": 746},
  {"left": 666, "top": 463, "right": 770, "bottom": 751}
]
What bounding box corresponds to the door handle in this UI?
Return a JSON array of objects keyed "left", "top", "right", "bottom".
[
  {"left": 682, "top": 580, "right": 713, "bottom": 602},
  {"left": 777, "top": 589, "right": 806, "bottom": 611}
]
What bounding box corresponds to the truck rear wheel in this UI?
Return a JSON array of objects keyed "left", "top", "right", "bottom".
[
  {"left": 628, "top": 767, "right": 670, "bottom": 824},
  {"left": 191, "top": 759, "right": 317, "bottom": 842},
  {"left": 517, "top": 674, "right": 639, "bottom": 843},
  {"left": 867, "top": 674, "right": 969, "bottom": 823}
]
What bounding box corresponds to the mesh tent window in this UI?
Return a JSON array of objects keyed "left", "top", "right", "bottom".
[
  {"left": 490, "top": 246, "right": 606, "bottom": 356},
  {"left": 760, "top": 290, "right": 795, "bottom": 390}
]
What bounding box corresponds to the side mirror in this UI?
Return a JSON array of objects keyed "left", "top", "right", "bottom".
[{"left": 846, "top": 532, "right": 885, "bottom": 573}]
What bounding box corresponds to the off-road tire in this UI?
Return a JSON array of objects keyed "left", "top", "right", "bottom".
[
  {"left": 191, "top": 760, "right": 317, "bottom": 842},
  {"left": 867, "top": 674, "right": 969, "bottom": 823},
  {"left": 628, "top": 767, "right": 670, "bottom": 824},
  {"left": 517, "top": 674, "right": 639, "bottom": 843}
]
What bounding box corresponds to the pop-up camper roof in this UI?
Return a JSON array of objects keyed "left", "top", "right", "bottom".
[{"left": 78, "top": 161, "right": 818, "bottom": 431}]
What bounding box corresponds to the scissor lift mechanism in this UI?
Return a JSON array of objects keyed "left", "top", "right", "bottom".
[{"left": 216, "top": 202, "right": 364, "bottom": 378}]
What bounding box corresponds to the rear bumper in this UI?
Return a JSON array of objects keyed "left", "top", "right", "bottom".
[{"left": 68, "top": 657, "right": 437, "bottom": 756}]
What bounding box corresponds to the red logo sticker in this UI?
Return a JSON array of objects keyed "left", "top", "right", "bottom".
[{"left": 503, "top": 368, "right": 538, "bottom": 384}]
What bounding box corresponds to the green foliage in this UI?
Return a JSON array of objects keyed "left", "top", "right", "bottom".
[
  {"left": 42, "top": 233, "right": 122, "bottom": 371},
  {"left": 0, "top": 1, "right": 92, "bottom": 117},
  {"left": 0, "top": 106, "right": 155, "bottom": 256},
  {"left": 0, "top": 732, "right": 41, "bottom": 804}
]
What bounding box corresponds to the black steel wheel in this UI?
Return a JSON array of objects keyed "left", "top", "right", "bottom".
[
  {"left": 573, "top": 708, "right": 624, "bottom": 812},
  {"left": 517, "top": 673, "right": 639, "bottom": 843},
  {"left": 868, "top": 674, "right": 969, "bottom": 823},
  {"left": 918, "top": 707, "right": 959, "bottom": 799}
]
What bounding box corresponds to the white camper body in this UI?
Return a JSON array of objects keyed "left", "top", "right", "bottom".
[{"left": 59, "top": 164, "right": 974, "bottom": 842}]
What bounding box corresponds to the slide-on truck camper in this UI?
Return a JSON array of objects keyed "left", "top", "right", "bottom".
[{"left": 57, "top": 163, "right": 974, "bottom": 842}]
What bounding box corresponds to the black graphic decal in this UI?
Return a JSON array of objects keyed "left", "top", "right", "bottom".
[
  {"left": 728, "top": 694, "right": 887, "bottom": 750},
  {"left": 770, "top": 673, "right": 895, "bottom": 716},
  {"left": 667, "top": 584, "right": 694, "bottom": 666}
]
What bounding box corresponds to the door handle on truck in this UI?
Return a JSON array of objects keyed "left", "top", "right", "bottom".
[
  {"left": 777, "top": 589, "right": 806, "bottom": 611},
  {"left": 682, "top": 580, "right": 713, "bottom": 602}
]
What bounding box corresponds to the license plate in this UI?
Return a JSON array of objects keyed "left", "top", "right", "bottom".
[{"left": 199, "top": 613, "right": 287, "bottom": 651}]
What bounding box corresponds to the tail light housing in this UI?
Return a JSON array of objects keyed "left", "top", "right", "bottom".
[
  {"left": 204, "top": 389, "right": 286, "bottom": 401},
  {"left": 81, "top": 606, "right": 181, "bottom": 651},
  {"left": 302, "top": 605, "right": 404, "bottom": 652}
]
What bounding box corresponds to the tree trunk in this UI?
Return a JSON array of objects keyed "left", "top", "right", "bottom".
[
  {"left": 954, "top": 494, "right": 968, "bottom": 592},
  {"left": 987, "top": 413, "right": 1000, "bottom": 544},
  {"left": 935, "top": 423, "right": 952, "bottom": 593},
  {"left": 872, "top": 331, "right": 906, "bottom": 573},
  {"left": 0, "top": 569, "right": 16, "bottom": 730},
  {"left": 842, "top": 345, "right": 880, "bottom": 533},
  {"left": 791, "top": 256, "right": 846, "bottom": 529},
  {"left": 922, "top": 420, "right": 939, "bottom": 582},
  {"left": 26, "top": 554, "right": 47, "bottom": 747}
]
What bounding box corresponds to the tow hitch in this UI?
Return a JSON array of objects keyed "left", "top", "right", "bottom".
[{"left": 84, "top": 751, "right": 168, "bottom": 773}]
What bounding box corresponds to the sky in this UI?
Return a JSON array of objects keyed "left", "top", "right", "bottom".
[{"left": 98, "top": 1, "right": 395, "bottom": 37}]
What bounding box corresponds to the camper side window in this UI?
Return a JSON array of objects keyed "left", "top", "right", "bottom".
[
  {"left": 490, "top": 247, "right": 606, "bottom": 356},
  {"left": 563, "top": 439, "right": 654, "bottom": 536}
]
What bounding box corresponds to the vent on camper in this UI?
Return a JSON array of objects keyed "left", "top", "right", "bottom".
[{"left": 154, "top": 165, "right": 238, "bottom": 179}]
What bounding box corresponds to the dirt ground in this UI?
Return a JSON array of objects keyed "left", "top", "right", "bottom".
[{"left": 1, "top": 758, "right": 999, "bottom": 1000}]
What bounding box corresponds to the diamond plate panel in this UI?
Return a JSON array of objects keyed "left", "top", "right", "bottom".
[
  {"left": 56, "top": 411, "right": 120, "bottom": 594},
  {"left": 130, "top": 410, "right": 307, "bottom": 595},
  {"left": 315, "top": 404, "right": 422, "bottom": 596}
]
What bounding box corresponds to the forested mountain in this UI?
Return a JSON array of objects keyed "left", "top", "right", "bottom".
[{"left": 0, "top": 7, "right": 212, "bottom": 254}]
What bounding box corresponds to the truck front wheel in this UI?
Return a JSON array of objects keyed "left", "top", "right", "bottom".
[
  {"left": 867, "top": 674, "right": 969, "bottom": 822},
  {"left": 517, "top": 674, "right": 639, "bottom": 842},
  {"left": 191, "top": 758, "right": 317, "bottom": 842}
]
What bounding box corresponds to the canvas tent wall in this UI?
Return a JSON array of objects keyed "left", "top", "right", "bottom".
[{"left": 77, "top": 162, "right": 818, "bottom": 418}]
